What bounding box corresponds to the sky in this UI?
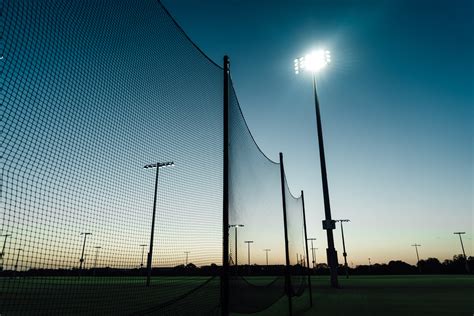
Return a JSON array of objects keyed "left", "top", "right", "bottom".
[{"left": 162, "top": 0, "right": 473, "bottom": 265}]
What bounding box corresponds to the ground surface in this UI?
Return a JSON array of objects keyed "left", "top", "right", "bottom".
[
  {"left": 264, "top": 275, "right": 474, "bottom": 316},
  {"left": 0, "top": 274, "right": 472, "bottom": 315}
]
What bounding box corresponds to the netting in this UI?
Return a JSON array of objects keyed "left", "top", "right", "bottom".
[
  {"left": 228, "top": 81, "right": 287, "bottom": 314},
  {"left": 1, "top": 0, "right": 312, "bottom": 314},
  {"left": 284, "top": 177, "right": 312, "bottom": 312},
  {"left": 1, "top": 0, "right": 222, "bottom": 314}
]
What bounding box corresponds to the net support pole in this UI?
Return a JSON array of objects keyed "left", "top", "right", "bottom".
[
  {"left": 279, "top": 152, "right": 293, "bottom": 316},
  {"left": 301, "top": 190, "right": 313, "bottom": 307},
  {"left": 221, "top": 55, "right": 230, "bottom": 316}
]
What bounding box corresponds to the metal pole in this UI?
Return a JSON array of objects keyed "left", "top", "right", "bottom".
[
  {"left": 185, "top": 252, "right": 190, "bottom": 266},
  {"left": 221, "top": 55, "right": 230, "bottom": 316},
  {"left": 94, "top": 246, "right": 101, "bottom": 276},
  {"left": 264, "top": 249, "right": 270, "bottom": 266},
  {"left": 307, "top": 238, "right": 316, "bottom": 269},
  {"left": 312, "top": 73, "right": 338, "bottom": 288},
  {"left": 146, "top": 166, "right": 160, "bottom": 287},
  {"left": 235, "top": 227, "right": 238, "bottom": 266},
  {"left": 79, "top": 233, "right": 91, "bottom": 271},
  {"left": 140, "top": 244, "right": 146, "bottom": 268},
  {"left": 301, "top": 191, "right": 313, "bottom": 307},
  {"left": 339, "top": 221, "right": 349, "bottom": 278},
  {"left": 14, "top": 249, "right": 22, "bottom": 272},
  {"left": 454, "top": 232, "right": 470, "bottom": 273},
  {"left": 279, "top": 152, "right": 293, "bottom": 316},
  {"left": 248, "top": 243, "right": 250, "bottom": 265},
  {"left": 0, "top": 234, "right": 11, "bottom": 271}
]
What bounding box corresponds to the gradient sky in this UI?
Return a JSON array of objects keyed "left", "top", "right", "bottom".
[{"left": 162, "top": 0, "right": 473, "bottom": 265}]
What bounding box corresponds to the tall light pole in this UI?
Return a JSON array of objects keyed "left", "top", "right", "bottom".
[
  {"left": 411, "top": 244, "right": 421, "bottom": 263},
  {"left": 307, "top": 237, "right": 317, "bottom": 269},
  {"left": 453, "top": 232, "right": 470, "bottom": 273},
  {"left": 411, "top": 244, "right": 421, "bottom": 272},
  {"left": 93, "top": 246, "right": 101, "bottom": 275},
  {"left": 144, "top": 161, "right": 174, "bottom": 287},
  {"left": 0, "top": 234, "right": 11, "bottom": 271},
  {"left": 184, "top": 251, "right": 190, "bottom": 266},
  {"left": 264, "top": 249, "right": 271, "bottom": 266},
  {"left": 295, "top": 49, "right": 338, "bottom": 288},
  {"left": 140, "top": 244, "right": 147, "bottom": 268},
  {"left": 244, "top": 241, "right": 254, "bottom": 265},
  {"left": 368, "top": 257, "right": 371, "bottom": 273},
  {"left": 335, "top": 219, "right": 350, "bottom": 278},
  {"left": 14, "top": 248, "right": 23, "bottom": 272},
  {"left": 79, "top": 233, "right": 92, "bottom": 271},
  {"left": 229, "top": 224, "right": 244, "bottom": 266}
]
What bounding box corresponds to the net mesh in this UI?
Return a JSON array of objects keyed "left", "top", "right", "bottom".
[
  {"left": 284, "top": 177, "right": 312, "bottom": 312},
  {"left": 1, "top": 0, "right": 222, "bottom": 314},
  {"left": 1, "top": 0, "right": 312, "bottom": 314},
  {"left": 228, "top": 81, "right": 287, "bottom": 314}
]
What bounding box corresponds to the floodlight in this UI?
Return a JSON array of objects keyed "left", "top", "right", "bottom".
[{"left": 294, "top": 49, "right": 331, "bottom": 74}]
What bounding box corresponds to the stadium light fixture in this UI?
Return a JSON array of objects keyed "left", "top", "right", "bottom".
[
  {"left": 453, "top": 232, "right": 470, "bottom": 273},
  {"left": 0, "top": 234, "right": 11, "bottom": 271},
  {"left": 79, "top": 232, "right": 92, "bottom": 271},
  {"left": 264, "top": 249, "right": 271, "bottom": 266},
  {"left": 294, "top": 49, "right": 331, "bottom": 74},
  {"left": 144, "top": 161, "right": 175, "bottom": 287},
  {"left": 139, "top": 244, "right": 147, "bottom": 268},
  {"left": 229, "top": 224, "right": 244, "bottom": 266},
  {"left": 294, "top": 48, "right": 339, "bottom": 288},
  {"left": 307, "top": 237, "right": 317, "bottom": 269},
  {"left": 244, "top": 240, "right": 254, "bottom": 265},
  {"left": 335, "top": 219, "right": 351, "bottom": 278}
]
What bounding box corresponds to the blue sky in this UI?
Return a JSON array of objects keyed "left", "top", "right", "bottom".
[{"left": 162, "top": 0, "right": 473, "bottom": 264}]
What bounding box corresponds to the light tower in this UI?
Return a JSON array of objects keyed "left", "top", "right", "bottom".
[
  {"left": 0, "top": 234, "right": 11, "bottom": 271},
  {"left": 307, "top": 237, "right": 317, "bottom": 269},
  {"left": 143, "top": 161, "right": 174, "bottom": 287},
  {"left": 229, "top": 224, "right": 244, "bottom": 266},
  {"left": 453, "top": 232, "right": 470, "bottom": 273},
  {"left": 79, "top": 233, "right": 92, "bottom": 271},
  {"left": 244, "top": 240, "right": 254, "bottom": 265},
  {"left": 335, "top": 219, "right": 350, "bottom": 278},
  {"left": 264, "top": 249, "right": 271, "bottom": 266},
  {"left": 294, "top": 49, "right": 338, "bottom": 288}
]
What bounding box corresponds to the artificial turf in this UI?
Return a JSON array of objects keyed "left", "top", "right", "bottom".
[{"left": 1, "top": 274, "right": 472, "bottom": 315}]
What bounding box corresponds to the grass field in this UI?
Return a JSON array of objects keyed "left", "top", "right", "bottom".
[
  {"left": 1, "top": 275, "right": 472, "bottom": 315},
  {"left": 296, "top": 275, "right": 473, "bottom": 316}
]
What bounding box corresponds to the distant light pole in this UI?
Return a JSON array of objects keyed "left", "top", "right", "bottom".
[
  {"left": 229, "top": 224, "right": 244, "bottom": 266},
  {"left": 79, "top": 233, "right": 92, "bottom": 271},
  {"left": 144, "top": 161, "right": 174, "bottom": 287},
  {"left": 411, "top": 244, "right": 421, "bottom": 263},
  {"left": 184, "top": 251, "right": 190, "bottom": 266},
  {"left": 93, "top": 246, "right": 101, "bottom": 275},
  {"left": 454, "top": 232, "right": 470, "bottom": 273},
  {"left": 307, "top": 238, "right": 317, "bottom": 269},
  {"left": 264, "top": 249, "right": 271, "bottom": 266},
  {"left": 368, "top": 258, "right": 371, "bottom": 273},
  {"left": 14, "top": 248, "right": 23, "bottom": 272},
  {"left": 335, "top": 219, "right": 350, "bottom": 278},
  {"left": 0, "top": 234, "right": 11, "bottom": 271},
  {"left": 313, "top": 248, "right": 318, "bottom": 267},
  {"left": 244, "top": 241, "right": 254, "bottom": 265},
  {"left": 294, "top": 49, "right": 338, "bottom": 288},
  {"left": 140, "top": 244, "right": 147, "bottom": 268}
]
